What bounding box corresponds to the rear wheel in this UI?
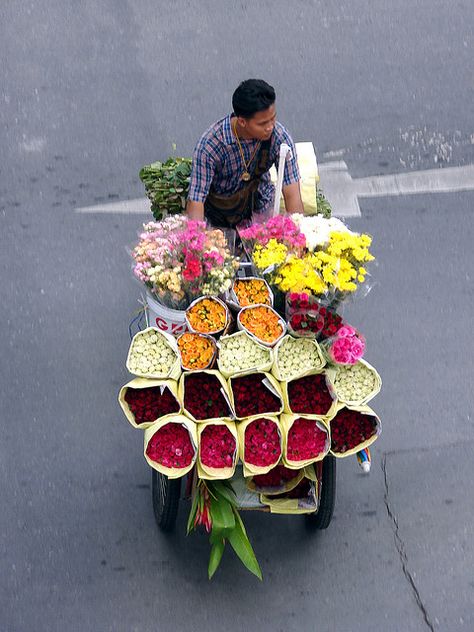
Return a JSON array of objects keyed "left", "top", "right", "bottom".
[
  {"left": 306, "top": 455, "right": 336, "bottom": 530},
  {"left": 151, "top": 469, "right": 181, "bottom": 532}
]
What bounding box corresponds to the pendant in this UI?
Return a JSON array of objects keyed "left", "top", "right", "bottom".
[{"left": 241, "top": 171, "right": 251, "bottom": 182}]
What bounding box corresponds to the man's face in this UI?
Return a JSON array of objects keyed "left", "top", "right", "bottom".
[{"left": 238, "top": 104, "right": 276, "bottom": 141}]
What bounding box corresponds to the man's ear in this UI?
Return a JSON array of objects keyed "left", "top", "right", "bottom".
[{"left": 237, "top": 116, "right": 248, "bottom": 129}]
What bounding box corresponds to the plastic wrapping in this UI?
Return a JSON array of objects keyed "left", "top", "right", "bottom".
[
  {"left": 144, "top": 415, "right": 197, "bottom": 478},
  {"left": 271, "top": 334, "right": 325, "bottom": 381},
  {"left": 228, "top": 371, "right": 283, "bottom": 421},
  {"left": 217, "top": 330, "right": 273, "bottom": 378},
  {"left": 259, "top": 466, "right": 318, "bottom": 514},
  {"left": 118, "top": 377, "right": 181, "bottom": 429},
  {"left": 237, "top": 304, "right": 286, "bottom": 347},
  {"left": 285, "top": 292, "right": 343, "bottom": 339},
  {"left": 280, "top": 414, "right": 331, "bottom": 468},
  {"left": 327, "top": 403, "right": 381, "bottom": 458},
  {"left": 326, "top": 359, "right": 382, "bottom": 406},
  {"left": 179, "top": 369, "right": 234, "bottom": 423},
  {"left": 322, "top": 325, "right": 366, "bottom": 366},
  {"left": 246, "top": 464, "right": 305, "bottom": 496},
  {"left": 131, "top": 217, "right": 239, "bottom": 311},
  {"left": 126, "top": 327, "right": 181, "bottom": 380},
  {"left": 237, "top": 416, "right": 283, "bottom": 477},
  {"left": 197, "top": 420, "right": 238, "bottom": 480}
]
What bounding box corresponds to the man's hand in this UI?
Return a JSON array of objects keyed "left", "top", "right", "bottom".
[
  {"left": 186, "top": 199, "right": 205, "bottom": 221},
  {"left": 282, "top": 181, "right": 304, "bottom": 213}
]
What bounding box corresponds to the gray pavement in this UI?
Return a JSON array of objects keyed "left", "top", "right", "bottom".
[{"left": 1, "top": 2, "right": 473, "bottom": 631}]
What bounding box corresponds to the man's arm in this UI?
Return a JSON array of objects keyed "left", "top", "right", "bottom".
[
  {"left": 282, "top": 181, "right": 304, "bottom": 213},
  {"left": 186, "top": 199, "right": 205, "bottom": 221}
]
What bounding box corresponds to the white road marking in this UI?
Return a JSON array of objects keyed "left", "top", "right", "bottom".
[
  {"left": 318, "top": 161, "right": 474, "bottom": 216},
  {"left": 75, "top": 161, "right": 474, "bottom": 217}
]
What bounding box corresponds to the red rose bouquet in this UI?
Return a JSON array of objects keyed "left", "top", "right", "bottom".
[
  {"left": 180, "top": 371, "right": 233, "bottom": 421},
  {"left": 229, "top": 372, "right": 283, "bottom": 419},
  {"left": 198, "top": 421, "right": 238, "bottom": 479},
  {"left": 281, "top": 415, "right": 330, "bottom": 466},
  {"left": 119, "top": 378, "right": 181, "bottom": 428},
  {"left": 286, "top": 292, "right": 343, "bottom": 340},
  {"left": 284, "top": 372, "right": 336, "bottom": 417},
  {"left": 260, "top": 470, "right": 319, "bottom": 514},
  {"left": 238, "top": 416, "right": 282, "bottom": 475},
  {"left": 329, "top": 405, "right": 381, "bottom": 456},
  {"left": 248, "top": 463, "right": 305, "bottom": 495},
  {"left": 144, "top": 416, "right": 197, "bottom": 477}
]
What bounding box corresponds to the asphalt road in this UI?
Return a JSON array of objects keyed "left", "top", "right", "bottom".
[{"left": 1, "top": 2, "right": 473, "bottom": 631}]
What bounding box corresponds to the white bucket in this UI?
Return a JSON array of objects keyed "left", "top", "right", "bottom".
[{"left": 146, "top": 291, "right": 188, "bottom": 335}]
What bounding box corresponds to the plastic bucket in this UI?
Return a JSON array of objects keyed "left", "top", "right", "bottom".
[{"left": 146, "top": 291, "right": 188, "bottom": 335}]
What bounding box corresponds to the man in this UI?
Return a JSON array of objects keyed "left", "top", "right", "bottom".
[{"left": 186, "top": 79, "right": 304, "bottom": 228}]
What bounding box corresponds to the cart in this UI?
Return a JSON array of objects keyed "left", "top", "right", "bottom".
[{"left": 145, "top": 254, "right": 337, "bottom": 534}]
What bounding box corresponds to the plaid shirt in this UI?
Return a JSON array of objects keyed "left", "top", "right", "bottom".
[{"left": 188, "top": 114, "right": 300, "bottom": 213}]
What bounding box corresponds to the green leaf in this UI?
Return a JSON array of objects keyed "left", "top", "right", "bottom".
[
  {"left": 210, "top": 496, "right": 235, "bottom": 535},
  {"left": 210, "top": 481, "right": 238, "bottom": 506},
  {"left": 228, "top": 509, "right": 262, "bottom": 580},
  {"left": 208, "top": 538, "right": 225, "bottom": 579},
  {"left": 186, "top": 492, "right": 199, "bottom": 535}
]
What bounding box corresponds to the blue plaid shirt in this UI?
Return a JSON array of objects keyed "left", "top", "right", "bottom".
[{"left": 188, "top": 115, "right": 300, "bottom": 213}]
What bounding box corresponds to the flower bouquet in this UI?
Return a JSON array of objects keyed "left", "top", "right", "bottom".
[
  {"left": 230, "top": 277, "right": 273, "bottom": 308},
  {"left": 260, "top": 467, "right": 318, "bottom": 514},
  {"left": 286, "top": 292, "right": 343, "bottom": 339},
  {"left": 246, "top": 463, "right": 305, "bottom": 496},
  {"left": 237, "top": 416, "right": 283, "bottom": 476},
  {"left": 328, "top": 404, "right": 381, "bottom": 457},
  {"left": 177, "top": 332, "right": 217, "bottom": 370},
  {"left": 127, "top": 327, "right": 181, "bottom": 380},
  {"left": 282, "top": 371, "right": 337, "bottom": 419},
  {"left": 186, "top": 296, "right": 231, "bottom": 337},
  {"left": 280, "top": 414, "right": 330, "bottom": 468},
  {"left": 271, "top": 335, "right": 325, "bottom": 381},
  {"left": 179, "top": 370, "right": 234, "bottom": 422},
  {"left": 237, "top": 304, "right": 286, "bottom": 347},
  {"left": 326, "top": 359, "right": 382, "bottom": 406},
  {"left": 228, "top": 372, "right": 283, "bottom": 420},
  {"left": 118, "top": 378, "right": 181, "bottom": 429},
  {"left": 144, "top": 415, "right": 197, "bottom": 478},
  {"left": 132, "top": 217, "right": 239, "bottom": 310},
  {"left": 197, "top": 420, "right": 238, "bottom": 480},
  {"left": 217, "top": 331, "right": 273, "bottom": 378},
  {"left": 323, "top": 325, "right": 366, "bottom": 365}
]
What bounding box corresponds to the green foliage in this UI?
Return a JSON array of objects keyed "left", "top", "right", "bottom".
[
  {"left": 139, "top": 157, "right": 192, "bottom": 221},
  {"left": 315, "top": 187, "right": 332, "bottom": 218}
]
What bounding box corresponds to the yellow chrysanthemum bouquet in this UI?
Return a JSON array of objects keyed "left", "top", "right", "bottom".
[{"left": 240, "top": 214, "right": 375, "bottom": 306}]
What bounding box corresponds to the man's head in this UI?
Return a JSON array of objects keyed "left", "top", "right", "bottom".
[{"left": 232, "top": 79, "right": 276, "bottom": 141}]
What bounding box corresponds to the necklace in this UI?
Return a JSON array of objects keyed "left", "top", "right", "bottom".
[{"left": 233, "top": 119, "right": 261, "bottom": 181}]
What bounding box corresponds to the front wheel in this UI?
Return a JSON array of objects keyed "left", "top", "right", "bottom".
[
  {"left": 306, "top": 455, "right": 336, "bottom": 530},
  {"left": 151, "top": 469, "right": 181, "bottom": 533}
]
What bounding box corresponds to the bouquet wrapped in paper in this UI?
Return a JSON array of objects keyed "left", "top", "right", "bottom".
[
  {"left": 246, "top": 464, "right": 306, "bottom": 496},
  {"left": 280, "top": 414, "right": 330, "bottom": 468},
  {"left": 144, "top": 415, "right": 197, "bottom": 478},
  {"left": 217, "top": 331, "right": 273, "bottom": 378},
  {"left": 326, "top": 359, "right": 381, "bottom": 406},
  {"left": 328, "top": 403, "right": 381, "bottom": 457},
  {"left": 228, "top": 371, "right": 283, "bottom": 421},
  {"left": 186, "top": 296, "right": 232, "bottom": 337},
  {"left": 177, "top": 332, "right": 217, "bottom": 371},
  {"left": 197, "top": 420, "right": 238, "bottom": 480},
  {"left": 281, "top": 370, "right": 338, "bottom": 419},
  {"left": 237, "top": 416, "right": 283, "bottom": 476},
  {"left": 127, "top": 327, "right": 181, "bottom": 380},
  {"left": 260, "top": 466, "right": 318, "bottom": 514},
  {"left": 118, "top": 377, "right": 181, "bottom": 429},
  {"left": 271, "top": 334, "right": 325, "bottom": 381},
  {"left": 237, "top": 304, "right": 286, "bottom": 347},
  {"left": 179, "top": 370, "right": 234, "bottom": 423}
]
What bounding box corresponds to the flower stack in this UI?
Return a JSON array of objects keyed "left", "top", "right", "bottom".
[{"left": 120, "top": 212, "right": 383, "bottom": 578}]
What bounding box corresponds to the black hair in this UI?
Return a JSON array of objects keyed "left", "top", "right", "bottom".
[{"left": 232, "top": 79, "right": 276, "bottom": 118}]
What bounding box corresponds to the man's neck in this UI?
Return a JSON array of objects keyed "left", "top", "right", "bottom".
[{"left": 232, "top": 116, "right": 256, "bottom": 141}]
